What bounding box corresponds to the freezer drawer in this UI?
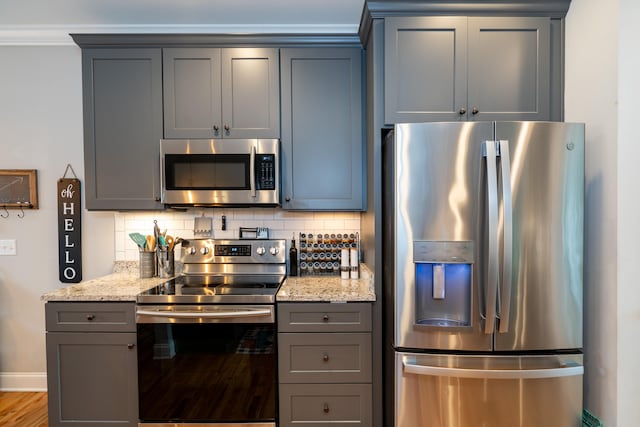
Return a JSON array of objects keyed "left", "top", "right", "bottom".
[{"left": 395, "top": 352, "right": 583, "bottom": 427}]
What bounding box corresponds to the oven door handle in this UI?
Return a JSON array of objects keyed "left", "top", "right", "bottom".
[{"left": 136, "top": 308, "right": 273, "bottom": 319}]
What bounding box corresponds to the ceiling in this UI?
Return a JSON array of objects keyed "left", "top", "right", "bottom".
[{"left": 0, "top": 0, "right": 366, "bottom": 45}]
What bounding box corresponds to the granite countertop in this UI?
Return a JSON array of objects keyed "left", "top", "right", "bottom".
[
  {"left": 42, "top": 261, "right": 375, "bottom": 303},
  {"left": 41, "top": 261, "right": 169, "bottom": 302},
  {"left": 276, "top": 264, "right": 375, "bottom": 302}
]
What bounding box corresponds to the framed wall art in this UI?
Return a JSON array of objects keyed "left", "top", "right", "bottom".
[{"left": 0, "top": 169, "right": 38, "bottom": 209}]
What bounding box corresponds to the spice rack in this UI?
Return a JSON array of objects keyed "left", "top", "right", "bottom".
[{"left": 298, "top": 232, "right": 359, "bottom": 276}]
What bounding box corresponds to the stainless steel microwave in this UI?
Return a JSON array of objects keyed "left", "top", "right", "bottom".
[{"left": 160, "top": 138, "right": 280, "bottom": 207}]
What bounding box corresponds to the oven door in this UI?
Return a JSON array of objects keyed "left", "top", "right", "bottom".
[{"left": 136, "top": 305, "right": 277, "bottom": 426}]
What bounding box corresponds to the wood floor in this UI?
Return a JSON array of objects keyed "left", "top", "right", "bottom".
[{"left": 0, "top": 392, "right": 48, "bottom": 426}]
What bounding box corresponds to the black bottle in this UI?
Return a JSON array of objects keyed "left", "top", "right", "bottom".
[{"left": 289, "top": 236, "right": 298, "bottom": 276}]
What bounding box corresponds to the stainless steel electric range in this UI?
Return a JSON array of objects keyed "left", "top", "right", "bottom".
[{"left": 136, "top": 238, "right": 286, "bottom": 427}]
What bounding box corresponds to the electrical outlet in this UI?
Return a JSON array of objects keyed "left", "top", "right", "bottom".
[{"left": 0, "top": 239, "right": 17, "bottom": 256}]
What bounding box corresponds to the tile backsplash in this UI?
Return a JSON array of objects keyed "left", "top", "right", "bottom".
[{"left": 115, "top": 208, "right": 360, "bottom": 261}]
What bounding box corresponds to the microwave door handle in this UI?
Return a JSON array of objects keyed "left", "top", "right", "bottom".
[{"left": 250, "top": 145, "right": 256, "bottom": 198}]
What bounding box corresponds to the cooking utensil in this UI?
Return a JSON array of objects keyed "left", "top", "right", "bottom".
[
  {"left": 165, "top": 235, "right": 175, "bottom": 251},
  {"left": 145, "top": 235, "right": 156, "bottom": 252},
  {"left": 129, "top": 233, "right": 147, "bottom": 251}
]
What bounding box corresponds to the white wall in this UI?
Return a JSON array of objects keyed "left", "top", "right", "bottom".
[
  {"left": 616, "top": 0, "right": 640, "bottom": 424},
  {"left": 0, "top": 46, "right": 115, "bottom": 390},
  {"left": 567, "top": 0, "right": 640, "bottom": 425}
]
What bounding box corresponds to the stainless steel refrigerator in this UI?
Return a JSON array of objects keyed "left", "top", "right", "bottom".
[{"left": 382, "top": 121, "right": 584, "bottom": 427}]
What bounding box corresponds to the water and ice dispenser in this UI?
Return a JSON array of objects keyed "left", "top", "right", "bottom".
[{"left": 413, "top": 241, "right": 474, "bottom": 328}]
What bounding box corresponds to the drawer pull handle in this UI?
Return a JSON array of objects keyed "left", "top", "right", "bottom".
[
  {"left": 322, "top": 314, "right": 329, "bottom": 322},
  {"left": 86, "top": 314, "right": 95, "bottom": 321},
  {"left": 323, "top": 403, "right": 330, "bottom": 414},
  {"left": 322, "top": 353, "right": 329, "bottom": 362},
  {"left": 127, "top": 344, "right": 135, "bottom": 350}
]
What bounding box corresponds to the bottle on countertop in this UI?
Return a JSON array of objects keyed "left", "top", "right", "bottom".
[{"left": 289, "top": 234, "right": 298, "bottom": 276}]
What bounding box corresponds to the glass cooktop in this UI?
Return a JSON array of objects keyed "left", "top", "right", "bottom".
[{"left": 137, "top": 274, "right": 285, "bottom": 304}]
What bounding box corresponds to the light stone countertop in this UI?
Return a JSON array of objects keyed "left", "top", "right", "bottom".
[
  {"left": 276, "top": 264, "right": 375, "bottom": 302},
  {"left": 41, "top": 261, "right": 171, "bottom": 302},
  {"left": 42, "top": 262, "right": 375, "bottom": 303}
]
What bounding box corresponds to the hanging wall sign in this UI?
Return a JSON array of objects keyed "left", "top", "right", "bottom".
[{"left": 58, "top": 165, "right": 82, "bottom": 283}]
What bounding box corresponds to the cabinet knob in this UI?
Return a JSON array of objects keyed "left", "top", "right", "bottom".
[
  {"left": 323, "top": 403, "right": 330, "bottom": 414},
  {"left": 86, "top": 314, "right": 95, "bottom": 321},
  {"left": 472, "top": 107, "right": 479, "bottom": 115},
  {"left": 285, "top": 197, "right": 291, "bottom": 202},
  {"left": 322, "top": 353, "right": 329, "bottom": 362},
  {"left": 224, "top": 124, "right": 230, "bottom": 132},
  {"left": 155, "top": 197, "right": 161, "bottom": 202},
  {"left": 213, "top": 124, "right": 219, "bottom": 132},
  {"left": 322, "top": 314, "right": 329, "bottom": 322},
  {"left": 458, "top": 107, "right": 467, "bottom": 115},
  {"left": 127, "top": 344, "right": 135, "bottom": 350}
]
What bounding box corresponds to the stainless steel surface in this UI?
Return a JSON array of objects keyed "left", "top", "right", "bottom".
[
  {"left": 137, "top": 239, "right": 286, "bottom": 304},
  {"left": 484, "top": 139, "right": 499, "bottom": 335},
  {"left": 140, "top": 423, "right": 275, "bottom": 427},
  {"left": 387, "top": 121, "right": 584, "bottom": 352},
  {"left": 497, "top": 139, "right": 513, "bottom": 333},
  {"left": 160, "top": 138, "right": 280, "bottom": 206},
  {"left": 494, "top": 121, "right": 584, "bottom": 351},
  {"left": 395, "top": 352, "right": 583, "bottom": 427},
  {"left": 136, "top": 305, "right": 275, "bottom": 323}
]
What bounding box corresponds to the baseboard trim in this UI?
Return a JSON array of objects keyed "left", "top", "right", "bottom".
[{"left": 0, "top": 372, "right": 47, "bottom": 392}]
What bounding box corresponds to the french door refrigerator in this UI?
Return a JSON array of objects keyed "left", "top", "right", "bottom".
[{"left": 382, "top": 121, "right": 584, "bottom": 427}]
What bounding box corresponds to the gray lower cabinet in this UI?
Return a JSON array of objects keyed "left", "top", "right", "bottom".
[
  {"left": 278, "top": 303, "right": 372, "bottom": 426},
  {"left": 82, "top": 49, "right": 164, "bottom": 210},
  {"left": 385, "top": 16, "right": 552, "bottom": 123},
  {"left": 45, "top": 302, "right": 138, "bottom": 427},
  {"left": 280, "top": 48, "right": 365, "bottom": 210},
  {"left": 163, "top": 47, "right": 280, "bottom": 139}
]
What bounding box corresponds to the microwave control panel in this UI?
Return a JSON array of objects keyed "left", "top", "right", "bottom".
[{"left": 256, "top": 154, "right": 276, "bottom": 190}]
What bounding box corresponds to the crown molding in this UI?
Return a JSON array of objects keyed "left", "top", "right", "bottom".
[{"left": 0, "top": 24, "right": 361, "bottom": 46}]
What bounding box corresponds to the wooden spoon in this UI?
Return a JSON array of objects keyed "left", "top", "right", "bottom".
[{"left": 145, "top": 235, "right": 156, "bottom": 252}]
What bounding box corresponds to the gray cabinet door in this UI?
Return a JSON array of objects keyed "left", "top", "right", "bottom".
[
  {"left": 385, "top": 16, "right": 468, "bottom": 123},
  {"left": 163, "top": 48, "right": 279, "bottom": 139},
  {"left": 163, "top": 48, "right": 222, "bottom": 138},
  {"left": 46, "top": 332, "right": 138, "bottom": 427},
  {"left": 279, "top": 383, "right": 372, "bottom": 427},
  {"left": 467, "top": 17, "right": 551, "bottom": 121},
  {"left": 384, "top": 16, "right": 553, "bottom": 123},
  {"left": 280, "top": 48, "right": 364, "bottom": 210},
  {"left": 82, "top": 49, "right": 163, "bottom": 210},
  {"left": 221, "top": 48, "right": 280, "bottom": 139}
]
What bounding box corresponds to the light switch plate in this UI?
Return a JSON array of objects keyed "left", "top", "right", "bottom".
[{"left": 0, "top": 239, "right": 17, "bottom": 256}]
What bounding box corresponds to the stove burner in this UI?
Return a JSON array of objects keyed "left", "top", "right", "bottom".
[{"left": 137, "top": 273, "right": 285, "bottom": 304}]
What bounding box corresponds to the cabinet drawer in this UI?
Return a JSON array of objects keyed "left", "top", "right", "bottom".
[
  {"left": 278, "top": 303, "right": 371, "bottom": 332},
  {"left": 279, "top": 333, "right": 371, "bottom": 383},
  {"left": 45, "top": 302, "right": 136, "bottom": 332},
  {"left": 279, "top": 383, "right": 372, "bottom": 427}
]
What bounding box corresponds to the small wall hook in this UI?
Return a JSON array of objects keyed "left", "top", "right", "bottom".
[
  {"left": 17, "top": 204, "right": 24, "bottom": 218},
  {"left": 1, "top": 206, "right": 8, "bottom": 218}
]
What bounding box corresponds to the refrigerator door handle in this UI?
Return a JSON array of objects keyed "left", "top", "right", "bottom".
[
  {"left": 403, "top": 360, "right": 584, "bottom": 380},
  {"left": 497, "top": 140, "right": 513, "bottom": 333},
  {"left": 483, "top": 140, "right": 499, "bottom": 334}
]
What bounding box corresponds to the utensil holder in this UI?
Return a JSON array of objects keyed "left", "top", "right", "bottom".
[
  {"left": 139, "top": 251, "right": 156, "bottom": 278},
  {"left": 157, "top": 249, "right": 175, "bottom": 278}
]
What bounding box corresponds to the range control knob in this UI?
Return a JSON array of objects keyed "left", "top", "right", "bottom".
[
  {"left": 200, "top": 247, "right": 210, "bottom": 255},
  {"left": 269, "top": 247, "right": 279, "bottom": 256},
  {"left": 256, "top": 246, "right": 266, "bottom": 256},
  {"left": 189, "top": 247, "right": 197, "bottom": 255}
]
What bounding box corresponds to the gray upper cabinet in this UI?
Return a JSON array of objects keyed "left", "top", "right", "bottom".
[
  {"left": 82, "top": 49, "right": 164, "bottom": 210},
  {"left": 163, "top": 47, "right": 280, "bottom": 139},
  {"left": 280, "top": 48, "right": 364, "bottom": 210},
  {"left": 385, "top": 16, "right": 552, "bottom": 123}
]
